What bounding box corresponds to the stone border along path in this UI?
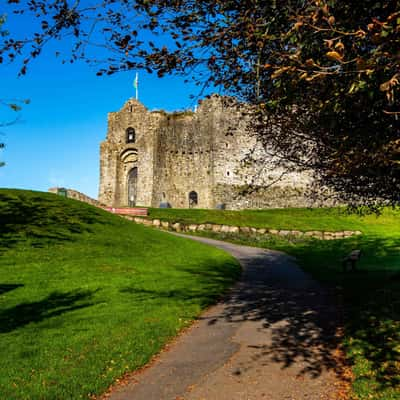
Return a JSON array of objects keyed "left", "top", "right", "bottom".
[
  {"left": 129, "top": 216, "right": 362, "bottom": 240},
  {"left": 105, "top": 235, "right": 346, "bottom": 400}
]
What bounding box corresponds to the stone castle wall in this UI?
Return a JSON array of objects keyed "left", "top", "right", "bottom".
[
  {"left": 151, "top": 111, "right": 215, "bottom": 208},
  {"left": 99, "top": 95, "right": 320, "bottom": 209},
  {"left": 49, "top": 188, "right": 103, "bottom": 207}
]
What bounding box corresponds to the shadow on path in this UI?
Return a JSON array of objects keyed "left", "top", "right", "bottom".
[
  {"left": 108, "top": 235, "right": 345, "bottom": 400},
  {"left": 206, "top": 250, "right": 340, "bottom": 378}
]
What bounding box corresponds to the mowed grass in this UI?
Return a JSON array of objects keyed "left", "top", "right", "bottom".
[
  {"left": 0, "top": 189, "right": 240, "bottom": 400},
  {"left": 148, "top": 206, "right": 399, "bottom": 232},
  {"left": 170, "top": 207, "right": 400, "bottom": 400}
]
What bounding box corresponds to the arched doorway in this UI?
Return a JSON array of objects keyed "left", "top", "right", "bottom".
[
  {"left": 188, "top": 191, "right": 198, "bottom": 208},
  {"left": 128, "top": 167, "right": 138, "bottom": 206}
]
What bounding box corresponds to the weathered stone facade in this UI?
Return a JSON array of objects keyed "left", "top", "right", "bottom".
[
  {"left": 49, "top": 187, "right": 104, "bottom": 207},
  {"left": 99, "top": 95, "right": 317, "bottom": 209}
]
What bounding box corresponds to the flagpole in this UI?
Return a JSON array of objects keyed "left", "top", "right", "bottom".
[{"left": 135, "top": 72, "right": 139, "bottom": 100}]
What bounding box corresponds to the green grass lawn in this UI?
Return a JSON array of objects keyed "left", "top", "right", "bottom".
[
  {"left": 183, "top": 208, "right": 400, "bottom": 400},
  {"left": 148, "top": 206, "right": 400, "bottom": 233},
  {"left": 0, "top": 189, "right": 240, "bottom": 400}
]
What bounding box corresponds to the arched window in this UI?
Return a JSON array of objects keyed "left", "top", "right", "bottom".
[
  {"left": 126, "top": 127, "right": 136, "bottom": 143},
  {"left": 189, "top": 191, "right": 198, "bottom": 208}
]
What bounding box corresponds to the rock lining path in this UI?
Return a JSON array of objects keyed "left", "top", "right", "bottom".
[{"left": 106, "top": 235, "right": 343, "bottom": 400}]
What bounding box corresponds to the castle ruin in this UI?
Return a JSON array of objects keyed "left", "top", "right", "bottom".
[{"left": 99, "top": 95, "right": 315, "bottom": 209}]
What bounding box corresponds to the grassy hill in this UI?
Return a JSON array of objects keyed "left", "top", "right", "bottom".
[{"left": 0, "top": 189, "right": 240, "bottom": 399}]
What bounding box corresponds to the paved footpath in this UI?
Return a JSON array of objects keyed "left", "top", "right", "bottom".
[{"left": 106, "top": 235, "right": 343, "bottom": 400}]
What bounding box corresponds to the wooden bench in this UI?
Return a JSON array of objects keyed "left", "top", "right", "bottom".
[{"left": 342, "top": 249, "right": 361, "bottom": 272}]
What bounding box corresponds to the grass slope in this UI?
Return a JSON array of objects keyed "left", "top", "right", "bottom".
[
  {"left": 0, "top": 189, "right": 240, "bottom": 400},
  {"left": 185, "top": 208, "right": 400, "bottom": 400}
]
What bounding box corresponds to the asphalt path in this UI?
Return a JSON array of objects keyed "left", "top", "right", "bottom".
[{"left": 106, "top": 235, "right": 342, "bottom": 400}]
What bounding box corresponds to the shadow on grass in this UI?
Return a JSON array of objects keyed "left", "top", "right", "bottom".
[
  {"left": 194, "top": 231, "right": 400, "bottom": 394},
  {"left": 0, "top": 289, "right": 97, "bottom": 333},
  {"left": 292, "top": 236, "right": 400, "bottom": 393},
  {"left": 0, "top": 191, "right": 105, "bottom": 251},
  {"left": 0, "top": 283, "right": 24, "bottom": 295},
  {"left": 120, "top": 257, "right": 241, "bottom": 309},
  {"left": 121, "top": 285, "right": 225, "bottom": 309}
]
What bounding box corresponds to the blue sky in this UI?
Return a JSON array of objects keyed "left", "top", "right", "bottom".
[{"left": 0, "top": 5, "right": 208, "bottom": 199}]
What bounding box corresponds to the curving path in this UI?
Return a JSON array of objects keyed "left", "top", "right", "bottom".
[{"left": 106, "top": 235, "right": 343, "bottom": 400}]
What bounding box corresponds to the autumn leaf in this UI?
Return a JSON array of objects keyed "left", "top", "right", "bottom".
[
  {"left": 380, "top": 74, "right": 399, "bottom": 92},
  {"left": 326, "top": 51, "right": 343, "bottom": 61}
]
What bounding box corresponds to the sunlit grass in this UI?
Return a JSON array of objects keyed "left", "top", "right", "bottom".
[
  {"left": 0, "top": 189, "right": 240, "bottom": 399},
  {"left": 148, "top": 206, "right": 399, "bottom": 233}
]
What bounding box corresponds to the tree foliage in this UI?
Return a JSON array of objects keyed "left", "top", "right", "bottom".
[
  {"left": 0, "top": 14, "right": 8, "bottom": 168},
  {"left": 1, "top": 0, "right": 399, "bottom": 204},
  {"left": 0, "top": 12, "right": 30, "bottom": 167}
]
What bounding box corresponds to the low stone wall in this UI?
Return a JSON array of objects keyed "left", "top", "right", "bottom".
[
  {"left": 129, "top": 217, "right": 362, "bottom": 240},
  {"left": 49, "top": 187, "right": 104, "bottom": 207}
]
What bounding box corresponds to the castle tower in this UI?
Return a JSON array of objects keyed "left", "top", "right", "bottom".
[{"left": 99, "top": 98, "right": 161, "bottom": 207}]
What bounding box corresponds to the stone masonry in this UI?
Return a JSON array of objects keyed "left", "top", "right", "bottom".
[
  {"left": 49, "top": 187, "right": 104, "bottom": 207},
  {"left": 130, "top": 216, "right": 363, "bottom": 240},
  {"left": 99, "top": 95, "right": 321, "bottom": 210}
]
